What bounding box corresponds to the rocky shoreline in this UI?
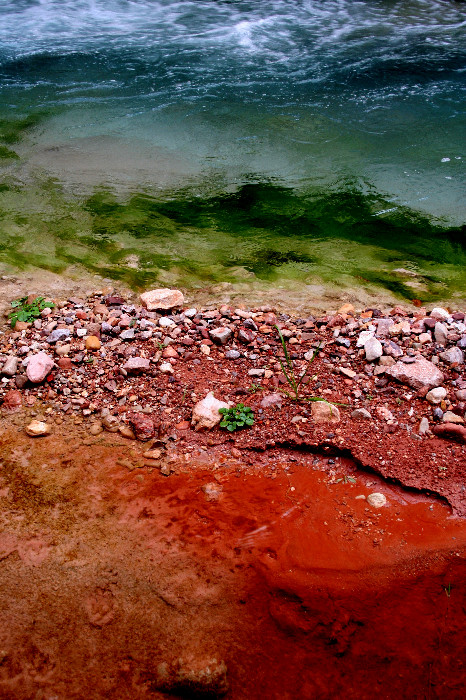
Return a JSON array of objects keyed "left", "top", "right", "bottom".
[{"left": 1, "top": 287, "right": 465, "bottom": 515}]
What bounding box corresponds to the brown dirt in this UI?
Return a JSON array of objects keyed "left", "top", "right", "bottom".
[{"left": 0, "top": 415, "right": 465, "bottom": 699}]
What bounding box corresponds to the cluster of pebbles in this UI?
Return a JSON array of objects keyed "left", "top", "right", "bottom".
[{"left": 0, "top": 288, "right": 465, "bottom": 445}]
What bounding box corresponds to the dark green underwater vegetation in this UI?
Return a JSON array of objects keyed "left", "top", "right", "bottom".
[{"left": 0, "top": 175, "right": 465, "bottom": 302}]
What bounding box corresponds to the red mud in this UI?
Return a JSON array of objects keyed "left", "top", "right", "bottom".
[{"left": 0, "top": 423, "right": 465, "bottom": 699}]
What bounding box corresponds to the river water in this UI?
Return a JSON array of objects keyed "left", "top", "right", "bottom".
[{"left": 0, "top": 0, "right": 465, "bottom": 303}]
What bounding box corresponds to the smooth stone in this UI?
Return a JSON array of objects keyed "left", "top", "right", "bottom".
[
  {"left": 430, "top": 307, "right": 451, "bottom": 322},
  {"left": 356, "top": 330, "right": 374, "bottom": 348},
  {"left": 419, "top": 417, "right": 430, "bottom": 435},
  {"left": 432, "top": 423, "right": 466, "bottom": 444},
  {"left": 1, "top": 356, "right": 18, "bottom": 376},
  {"left": 225, "top": 350, "right": 241, "bottom": 360},
  {"left": 85, "top": 335, "right": 101, "bottom": 351},
  {"left": 434, "top": 322, "right": 448, "bottom": 345},
  {"left": 119, "top": 329, "right": 135, "bottom": 340},
  {"left": 159, "top": 317, "right": 176, "bottom": 328},
  {"left": 26, "top": 420, "right": 51, "bottom": 437},
  {"left": 367, "top": 493, "right": 387, "bottom": 508},
  {"left": 425, "top": 387, "right": 447, "bottom": 405},
  {"left": 159, "top": 362, "right": 174, "bottom": 374},
  {"left": 442, "top": 411, "right": 464, "bottom": 424},
  {"left": 26, "top": 352, "right": 54, "bottom": 383},
  {"left": 364, "top": 336, "right": 383, "bottom": 361},
  {"left": 351, "top": 408, "right": 372, "bottom": 419},
  {"left": 209, "top": 327, "right": 233, "bottom": 345}
]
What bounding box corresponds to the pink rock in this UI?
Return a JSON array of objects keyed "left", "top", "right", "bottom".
[
  {"left": 26, "top": 352, "right": 54, "bottom": 383},
  {"left": 140, "top": 288, "right": 184, "bottom": 310},
  {"left": 122, "top": 357, "right": 151, "bottom": 374},
  {"left": 387, "top": 356, "right": 444, "bottom": 391},
  {"left": 260, "top": 393, "right": 283, "bottom": 409}
]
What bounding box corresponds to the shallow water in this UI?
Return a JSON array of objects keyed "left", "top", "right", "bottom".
[{"left": 0, "top": 0, "right": 464, "bottom": 301}]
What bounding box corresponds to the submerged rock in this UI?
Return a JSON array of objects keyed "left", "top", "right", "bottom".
[
  {"left": 156, "top": 657, "right": 228, "bottom": 698},
  {"left": 26, "top": 420, "right": 51, "bottom": 437}
]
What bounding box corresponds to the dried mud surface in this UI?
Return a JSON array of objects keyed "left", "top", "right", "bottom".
[{"left": 0, "top": 418, "right": 465, "bottom": 699}]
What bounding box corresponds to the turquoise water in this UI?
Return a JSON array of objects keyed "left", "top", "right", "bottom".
[{"left": 0, "top": 0, "right": 465, "bottom": 301}]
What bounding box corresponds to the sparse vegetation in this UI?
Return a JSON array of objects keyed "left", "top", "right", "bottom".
[
  {"left": 275, "top": 325, "right": 323, "bottom": 402},
  {"left": 9, "top": 295, "right": 55, "bottom": 328},
  {"left": 219, "top": 403, "right": 255, "bottom": 432}
]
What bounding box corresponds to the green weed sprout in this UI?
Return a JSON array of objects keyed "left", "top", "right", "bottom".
[
  {"left": 275, "top": 325, "right": 323, "bottom": 401},
  {"left": 219, "top": 403, "right": 255, "bottom": 432},
  {"left": 9, "top": 296, "right": 55, "bottom": 328}
]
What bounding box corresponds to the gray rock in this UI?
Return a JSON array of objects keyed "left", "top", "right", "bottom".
[
  {"left": 209, "top": 327, "right": 233, "bottom": 345},
  {"left": 439, "top": 347, "right": 464, "bottom": 365},
  {"left": 387, "top": 356, "right": 444, "bottom": 391},
  {"left": 383, "top": 340, "right": 403, "bottom": 358},
  {"left": 430, "top": 307, "right": 451, "bottom": 322},
  {"left": 376, "top": 318, "right": 395, "bottom": 337},
  {"left": 225, "top": 350, "right": 241, "bottom": 360},
  {"left": 159, "top": 317, "right": 175, "bottom": 328},
  {"left": 357, "top": 330, "right": 375, "bottom": 347},
  {"left": 119, "top": 329, "right": 135, "bottom": 340},
  {"left": 364, "top": 336, "right": 383, "bottom": 361},
  {"left": 457, "top": 337, "right": 466, "bottom": 349},
  {"left": 434, "top": 322, "right": 448, "bottom": 345},
  {"left": 46, "top": 328, "right": 71, "bottom": 344},
  {"left": 248, "top": 368, "right": 265, "bottom": 377},
  {"left": 1, "top": 356, "right": 18, "bottom": 377},
  {"left": 433, "top": 407, "right": 444, "bottom": 421}
]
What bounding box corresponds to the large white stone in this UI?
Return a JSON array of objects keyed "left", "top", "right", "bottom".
[
  {"left": 140, "top": 288, "right": 184, "bottom": 310},
  {"left": 191, "top": 392, "right": 231, "bottom": 431},
  {"left": 425, "top": 387, "right": 447, "bottom": 405}
]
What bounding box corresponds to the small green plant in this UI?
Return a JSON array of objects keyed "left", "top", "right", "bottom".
[
  {"left": 444, "top": 583, "right": 452, "bottom": 598},
  {"left": 334, "top": 475, "right": 357, "bottom": 485},
  {"left": 248, "top": 383, "right": 263, "bottom": 393},
  {"left": 275, "top": 325, "right": 323, "bottom": 401},
  {"left": 9, "top": 295, "right": 54, "bottom": 327},
  {"left": 219, "top": 403, "right": 255, "bottom": 432}
]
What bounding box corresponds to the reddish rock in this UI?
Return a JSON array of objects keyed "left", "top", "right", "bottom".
[
  {"left": 163, "top": 346, "right": 179, "bottom": 359},
  {"left": 128, "top": 412, "right": 156, "bottom": 441},
  {"left": 2, "top": 389, "right": 22, "bottom": 412},
  {"left": 432, "top": 423, "right": 466, "bottom": 444},
  {"left": 57, "top": 357, "right": 73, "bottom": 370},
  {"left": 387, "top": 356, "right": 444, "bottom": 391}
]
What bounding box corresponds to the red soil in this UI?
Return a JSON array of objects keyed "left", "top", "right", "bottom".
[{"left": 0, "top": 421, "right": 465, "bottom": 699}]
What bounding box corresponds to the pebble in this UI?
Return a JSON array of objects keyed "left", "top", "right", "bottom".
[
  {"left": 26, "top": 420, "right": 51, "bottom": 437},
  {"left": 26, "top": 352, "right": 54, "bottom": 383},
  {"left": 367, "top": 493, "right": 387, "bottom": 508},
  {"left": 85, "top": 336, "right": 101, "bottom": 351},
  {"left": 225, "top": 350, "right": 241, "bottom": 360},
  {"left": 425, "top": 387, "right": 447, "bottom": 405},
  {"left": 1, "top": 356, "right": 18, "bottom": 376}
]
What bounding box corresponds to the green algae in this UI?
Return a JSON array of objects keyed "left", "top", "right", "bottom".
[{"left": 0, "top": 176, "right": 464, "bottom": 303}]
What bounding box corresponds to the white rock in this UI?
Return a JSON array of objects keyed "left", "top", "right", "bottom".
[
  {"left": 367, "top": 493, "right": 387, "bottom": 508},
  {"left": 183, "top": 308, "right": 197, "bottom": 318},
  {"left": 140, "top": 288, "right": 184, "bottom": 311},
  {"left": 26, "top": 420, "right": 51, "bottom": 437},
  {"left": 425, "top": 387, "right": 447, "bottom": 405},
  {"left": 364, "top": 336, "right": 383, "bottom": 362},
  {"left": 159, "top": 362, "right": 174, "bottom": 374},
  {"left": 430, "top": 307, "right": 451, "bottom": 322},
  {"left": 357, "top": 330, "right": 375, "bottom": 348},
  {"left": 159, "top": 317, "right": 176, "bottom": 328},
  {"left": 419, "top": 417, "right": 430, "bottom": 435},
  {"left": 191, "top": 392, "right": 231, "bottom": 431}
]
